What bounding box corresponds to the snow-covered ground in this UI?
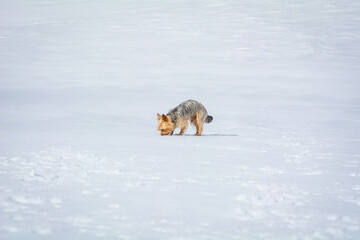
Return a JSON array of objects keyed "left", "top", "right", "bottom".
[{"left": 1, "top": 0, "right": 360, "bottom": 239}]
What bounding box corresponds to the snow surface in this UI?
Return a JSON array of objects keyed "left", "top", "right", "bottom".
[{"left": 1, "top": 0, "right": 360, "bottom": 239}]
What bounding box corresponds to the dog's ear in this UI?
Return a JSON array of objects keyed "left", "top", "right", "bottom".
[
  {"left": 162, "top": 114, "right": 168, "bottom": 122},
  {"left": 157, "top": 113, "right": 161, "bottom": 120}
]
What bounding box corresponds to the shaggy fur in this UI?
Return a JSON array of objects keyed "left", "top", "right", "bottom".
[{"left": 157, "top": 100, "right": 213, "bottom": 136}]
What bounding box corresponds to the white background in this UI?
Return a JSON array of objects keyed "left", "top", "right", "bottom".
[{"left": 1, "top": 0, "right": 359, "bottom": 239}]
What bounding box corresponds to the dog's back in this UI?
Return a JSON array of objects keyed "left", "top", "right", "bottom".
[{"left": 167, "top": 100, "right": 207, "bottom": 122}]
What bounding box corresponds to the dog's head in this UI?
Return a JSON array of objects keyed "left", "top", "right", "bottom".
[{"left": 157, "top": 113, "right": 174, "bottom": 135}]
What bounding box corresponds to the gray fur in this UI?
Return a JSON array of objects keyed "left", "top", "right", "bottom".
[
  {"left": 166, "top": 99, "right": 212, "bottom": 124},
  {"left": 205, "top": 115, "right": 213, "bottom": 123}
]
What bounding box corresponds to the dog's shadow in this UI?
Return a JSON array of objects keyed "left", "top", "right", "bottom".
[
  {"left": 181, "top": 133, "right": 239, "bottom": 137},
  {"left": 202, "top": 133, "right": 239, "bottom": 137}
]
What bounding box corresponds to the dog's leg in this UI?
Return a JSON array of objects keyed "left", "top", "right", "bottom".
[
  {"left": 179, "top": 121, "right": 189, "bottom": 135},
  {"left": 195, "top": 125, "right": 203, "bottom": 136},
  {"left": 194, "top": 113, "right": 203, "bottom": 136}
]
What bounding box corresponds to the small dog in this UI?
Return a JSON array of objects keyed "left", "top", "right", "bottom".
[{"left": 157, "top": 100, "right": 213, "bottom": 136}]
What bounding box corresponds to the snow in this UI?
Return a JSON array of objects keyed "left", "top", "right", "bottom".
[{"left": 1, "top": 0, "right": 360, "bottom": 239}]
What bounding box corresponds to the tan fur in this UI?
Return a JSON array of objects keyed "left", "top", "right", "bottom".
[
  {"left": 193, "top": 113, "right": 203, "bottom": 136},
  {"left": 157, "top": 113, "right": 174, "bottom": 136}
]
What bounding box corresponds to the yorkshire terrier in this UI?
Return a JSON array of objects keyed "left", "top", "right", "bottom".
[{"left": 157, "top": 100, "right": 213, "bottom": 136}]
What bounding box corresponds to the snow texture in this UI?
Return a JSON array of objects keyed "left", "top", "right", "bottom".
[{"left": 1, "top": 0, "right": 360, "bottom": 239}]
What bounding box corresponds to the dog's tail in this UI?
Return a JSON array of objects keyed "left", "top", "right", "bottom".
[{"left": 205, "top": 115, "right": 213, "bottom": 123}]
